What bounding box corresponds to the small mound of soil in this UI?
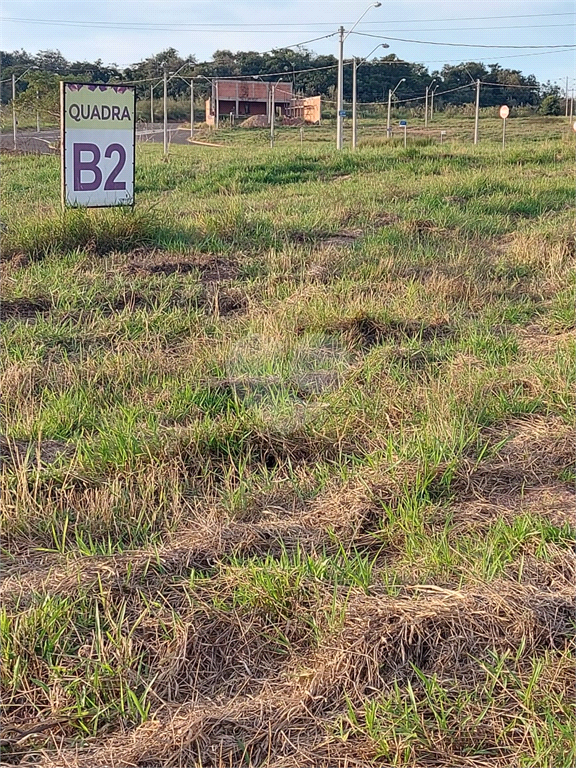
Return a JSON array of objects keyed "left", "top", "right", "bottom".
[
  {"left": 0, "top": 297, "right": 51, "bottom": 321},
  {"left": 240, "top": 114, "right": 269, "bottom": 128}
]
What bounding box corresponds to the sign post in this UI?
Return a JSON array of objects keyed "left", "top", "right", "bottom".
[
  {"left": 61, "top": 82, "right": 135, "bottom": 209},
  {"left": 499, "top": 105, "right": 509, "bottom": 149},
  {"left": 399, "top": 119, "right": 407, "bottom": 148}
]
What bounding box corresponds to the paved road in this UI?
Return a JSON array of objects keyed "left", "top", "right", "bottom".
[{"left": 1, "top": 124, "right": 191, "bottom": 153}]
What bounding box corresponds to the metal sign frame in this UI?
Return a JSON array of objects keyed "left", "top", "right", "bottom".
[{"left": 61, "top": 82, "right": 136, "bottom": 209}]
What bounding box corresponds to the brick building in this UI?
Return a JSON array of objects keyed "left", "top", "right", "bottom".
[
  {"left": 205, "top": 80, "right": 321, "bottom": 126},
  {"left": 205, "top": 80, "right": 294, "bottom": 125}
]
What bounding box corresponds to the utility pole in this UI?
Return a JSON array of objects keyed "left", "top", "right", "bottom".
[
  {"left": 12, "top": 73, "right": 17, "bottom": 150},
  {"left": 162, "top": 63, "right": 168, "bottom": 157},
  {"left": 190, "top": 78, "right": 194, "bottom": 140},
  {"left": 36, "top": 89, "right": 40, "bottom": 132},
  {"left": 215, "top": 81, "right": 219, "bottom": 129},
  {"left": 336, "top": 26, "right": 345, "bottom": 149},
  {"left": 424, "top": 85, "right": 429, "bottom": 128},
  {"left": 270, "top": 83, "right": 275, "bottom": 147},
  {"left": 474, "top": 78, "right": 480, "bottom": 145},
  {"left": 570, "top": 90, "right": 574, "bottom": 122},
  {"left": 352, "top": 57, "right": 358, "bottom": 149},
  {"left": 565, "top": 77, "right": 569, "bottom": 118},
  {"left": 150, "top": 84, "right": 154, "bottom": 126}
]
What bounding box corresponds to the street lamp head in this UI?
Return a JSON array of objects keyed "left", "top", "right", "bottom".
[
  {"left": 380, "top": 43, "right": 390, "bottom": 49},
  {"left": 374, "top": 2, "right": 382, "bottom": 6}
]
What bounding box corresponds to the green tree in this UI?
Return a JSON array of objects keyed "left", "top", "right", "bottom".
[{"left": 539, "top": 93, "right": 561, "bottom": 115}]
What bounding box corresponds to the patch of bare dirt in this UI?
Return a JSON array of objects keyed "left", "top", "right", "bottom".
[
  {"left": 370, "top": 212, "right": 400, "bottom": 228},
  {"left": 200, "top": 286, "right": 248, "bottom": 316},
  {"left": 326, "top": 315, "right": 452, "bottom": 350},
  {"left": 0, "top": 297, "right": 51, "bottom": 321},
  {"left": 317, "top": 229, "right": 363, "bottom": 249},
  {"left": 124, "top": 254, "right": 239, "bottom": 283},
  {"left": 0, "top": 437, "right": 73, "bottom": 467}
]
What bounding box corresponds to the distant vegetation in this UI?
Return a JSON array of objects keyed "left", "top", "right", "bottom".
[{"left": 1, "top": 45, "right": 565, "bottom": 125}]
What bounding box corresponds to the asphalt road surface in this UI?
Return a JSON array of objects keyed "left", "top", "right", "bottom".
[{"left": 1, "top": 123, "right": 190, "bottom": 153}]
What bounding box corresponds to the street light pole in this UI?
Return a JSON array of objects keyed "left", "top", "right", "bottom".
[
  {"left": 336, "top": 26, "right": 345, "bottom": 149},
  {"left": 12, "top": 73, "right": 17, "bottom": 150},
  {"left": 190, "top": 78, "right": 194, "bottom": 140},
  {"left": 336, "top": 2, "right": 381, "bottom": 150},
  {"left": 430, "top": 85, "right": 438, "bottom": 122},
  {"left": 387, "top": 77, "right": 405, "bottom": 137},
  {"left": 162, "top": 63, "right": 168, "bottom": 156},
  {"left": 424, "top": 79, "right": 436, "bottom": 128},
  {"left": 36, "top": 89, "right": 40, "bottom": 132},
  {"left": 150, "top": 84, "right": 154, "bottom": 126},
  {"left": 270, "top": 82, "right": 276, "bottom": 147},
  {"left": 352, "top": 57, "right": 358, "bottom": 148},
  {"left": 474, "top": 78, "right": 480, "bottom": 145},
  {"left": 352, "top": 42, "right": 388, "bottom": 148}
]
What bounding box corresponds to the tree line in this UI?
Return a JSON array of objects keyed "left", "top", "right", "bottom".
[{"left": 1, "top": 46, "right": 565, "bottom": 117}]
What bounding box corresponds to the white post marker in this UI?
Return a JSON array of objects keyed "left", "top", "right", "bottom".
[
  {"left": 399, "top": 119, "right": 407, "bottom": 148},
  {"left": 440, "top": 130, "right": 446, "bottom": 144},
  {"left": 61, "top": 82, "right": 135, "bottom": 208},
  {"left": 500, "top": 104, "right": 509, "bottom": 149}
]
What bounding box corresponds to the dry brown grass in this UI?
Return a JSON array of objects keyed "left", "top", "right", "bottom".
[{"left": 1, "top": 134, "right": 574, "bottom": 767}]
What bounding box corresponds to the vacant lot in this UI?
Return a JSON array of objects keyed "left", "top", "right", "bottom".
[{"left": 1, "top": 119, "right": 574, "bottom": 767}]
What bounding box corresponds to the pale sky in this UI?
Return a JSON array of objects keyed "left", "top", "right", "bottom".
[{"left": 2, "top": 0, "right": 575, "bottom": 86}]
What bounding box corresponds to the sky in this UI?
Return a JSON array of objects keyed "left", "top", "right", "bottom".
[{"left": 1, "top": 0, "right": 575, "bottom": 87}]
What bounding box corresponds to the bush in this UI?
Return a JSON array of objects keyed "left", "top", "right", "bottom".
[{"left": 539, "top": 94, "right": 561, "bottom": 116}]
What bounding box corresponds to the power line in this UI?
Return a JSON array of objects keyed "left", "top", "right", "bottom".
[
  {"left": 2, "top": 11, "right": 574, "bottom": 29},
  {"left": 2, "top": 16, "right": 574, "bottom": 34},
  {"left": 351, "top": 32, "right": 576, "bottom": 50}
]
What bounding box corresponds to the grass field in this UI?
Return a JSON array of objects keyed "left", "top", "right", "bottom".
[{"left": 1, "top": 117, "right": 574, "bottom": 767}]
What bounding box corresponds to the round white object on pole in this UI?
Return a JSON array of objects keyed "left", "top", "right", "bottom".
[
  {"left": 572, "top": 121, "right": 576, "bottom": 133},
  {"left": 499, "top": 105, "right": 510, "bottom": 119}
]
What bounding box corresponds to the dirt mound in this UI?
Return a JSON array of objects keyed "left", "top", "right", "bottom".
[{"left": 241, "top": 114, "right": 269, "bottom": 128}]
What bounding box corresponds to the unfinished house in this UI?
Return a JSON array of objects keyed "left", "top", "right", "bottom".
[{"left": 205, "top": 80, "right": 321, "bottom": 126}]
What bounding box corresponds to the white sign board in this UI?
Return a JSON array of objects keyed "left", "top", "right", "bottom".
[
  {"left": 61, "top": 82, "right": 135, "bottom": 208},
  {"left": 499, "top": 105, "right": 510, "bottom": 119}
]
